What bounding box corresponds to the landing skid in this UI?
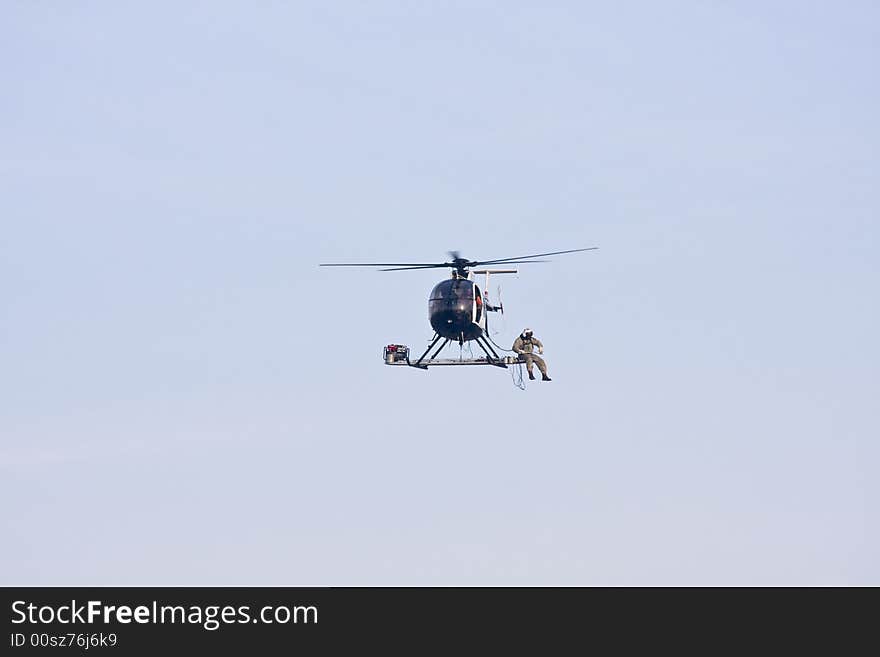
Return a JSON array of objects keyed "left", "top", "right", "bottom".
[{"left": 384, "top": 340, "right": 515, "bottom": 370}]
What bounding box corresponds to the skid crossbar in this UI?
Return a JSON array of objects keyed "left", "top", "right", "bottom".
[{"left": 394, "top": 356, "right": 519, "bottom": 369}]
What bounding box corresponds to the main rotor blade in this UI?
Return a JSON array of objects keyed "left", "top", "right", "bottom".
[
  {"left": 319, "top": 262, "right": 447, "bottom": 268},
  {"left": 382, "top": 260, "right": 550, "bottom": 271},
  {"left": 379, "top": 264, "right": 453, "bottom": 272},
  {"left": 475, "top": 247, "right": 598, "bottom": 266},
  {"left": 320, "top": 248, "right": 596, "bottom": 270},
  {"left": 476, "top": 259, "right": 550, "bottom": 265}
]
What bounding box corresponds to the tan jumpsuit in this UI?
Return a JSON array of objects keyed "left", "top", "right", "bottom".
[{"left": 512, "top": 335, "right": 548, "bottom": 376}]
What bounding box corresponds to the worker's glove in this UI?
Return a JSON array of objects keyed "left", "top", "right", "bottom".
[{"left": 538, "top": 348, "right": 544, "bottom": 354}]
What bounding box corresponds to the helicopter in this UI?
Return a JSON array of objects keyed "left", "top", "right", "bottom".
[{"left": 320, "top": 248, "right": 597, "bottom": 369}]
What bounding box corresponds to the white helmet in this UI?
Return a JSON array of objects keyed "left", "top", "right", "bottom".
[{"left": 522, "top": 327, "right": 533, "bottom": 337}]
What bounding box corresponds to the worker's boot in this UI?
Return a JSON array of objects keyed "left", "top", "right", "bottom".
[
  {"left": 528, "top": 371, "right": 536, "bottom": 380},
  {"left": 542, "top": 374, "right": 552, "bottom": 381}
]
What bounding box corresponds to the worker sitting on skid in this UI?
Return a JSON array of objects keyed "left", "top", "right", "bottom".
[{"left": 512, "top": 328, "right": 551, "bottom": 381}]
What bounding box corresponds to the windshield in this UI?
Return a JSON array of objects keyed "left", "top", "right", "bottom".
[{"left": 429, "top": 278, "right": 473, "bottom": 301}]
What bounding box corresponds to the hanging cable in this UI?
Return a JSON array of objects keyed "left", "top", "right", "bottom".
[
  {"left": 483, "top": 333, "right": 526, "bottom": 390},
  {"left": 510, "top": 361, "right": 525, "bottom": 390},
  {"left": 486, "top": 333, "right": 515, "bottom": 354}
]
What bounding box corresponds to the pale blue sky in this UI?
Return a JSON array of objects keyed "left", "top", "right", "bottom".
[{"left": 2, "top": 1, "right": 878, "bottom": 584}]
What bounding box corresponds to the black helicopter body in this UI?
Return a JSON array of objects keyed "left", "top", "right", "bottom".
[{"left": 429, "top": 276, "right": 484, "bottom": 342}]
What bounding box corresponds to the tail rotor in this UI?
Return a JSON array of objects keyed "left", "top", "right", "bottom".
[{"left": 490, "top": 284, "right": 505, "bottom": 336}]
